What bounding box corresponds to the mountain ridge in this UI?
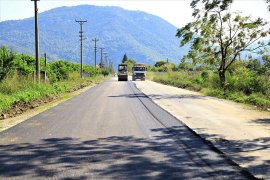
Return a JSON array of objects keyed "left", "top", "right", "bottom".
[{"left": 0, "top": 5, "right": 188, "bottom": 66}]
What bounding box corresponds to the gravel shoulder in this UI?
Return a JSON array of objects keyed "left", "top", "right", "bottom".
[{"left": 134, "top": 80, "right": 270, "bottom": 179}]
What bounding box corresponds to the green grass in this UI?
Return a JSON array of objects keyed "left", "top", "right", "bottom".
[
  {"left": 149, "top": 71, "right": 270, "bottom": 110},
  {"left": 0, "top": 74, "right": 107, "bottom": 114}
]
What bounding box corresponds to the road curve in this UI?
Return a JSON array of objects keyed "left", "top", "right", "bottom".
[{"left": 0, "top": 78, "right": 254, "bottom": 179}]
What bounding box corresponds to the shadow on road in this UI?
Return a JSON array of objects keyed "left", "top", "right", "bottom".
[{"left": 0, "top": 126, "right": 256, "bottom": 179}]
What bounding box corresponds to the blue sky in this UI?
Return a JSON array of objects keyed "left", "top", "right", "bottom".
[{"left": 0, "top": 0, "right": 269, "bottom": 28}]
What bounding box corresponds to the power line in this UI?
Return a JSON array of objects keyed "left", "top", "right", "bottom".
[
  {"left": 92, "top": 38, "right": 99, "bottom": 68},
  {"left": 75, "top": 19, "right": 87, "bottom": 78}
]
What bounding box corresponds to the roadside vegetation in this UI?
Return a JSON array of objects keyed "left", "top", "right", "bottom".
[
  {"left": 0, "top": 46, "right": 110, "bottom": 116},
  {"left": 148, "top": 58, "right": 270, "bottom": 110},
  {"left": 147, "top": 0, "right": 270, "bottom": 110}
]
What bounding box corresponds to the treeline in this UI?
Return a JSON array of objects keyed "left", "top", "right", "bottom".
[
  {"left": 0, "top": 46, "right": 109, "bottom": 115},
  {"left": 0, "top": 46, "right": 109, "bottom": 83}
]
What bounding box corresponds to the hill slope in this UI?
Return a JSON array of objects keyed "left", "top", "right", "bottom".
[{"left": 0, "top": 5, "right": 188, "bottom": 65}]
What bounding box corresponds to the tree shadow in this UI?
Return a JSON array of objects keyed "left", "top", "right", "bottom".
[
  {"left": 0, "top": 126, "right": 255, "bottom": 179},
  {"left": 195, "top": 130, "right": 270, "bottom": 179}
]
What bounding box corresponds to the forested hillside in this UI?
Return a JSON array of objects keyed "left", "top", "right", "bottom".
[{"left": 0, "top": 5, "right": 188, "bottom": 65}]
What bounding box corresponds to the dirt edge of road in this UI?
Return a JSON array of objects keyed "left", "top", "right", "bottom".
[
  {"left": 0, "top": 83, "right": 98, "bottom": 133},
  {"left": 132, "top": 82, "right": 259, "bottom": 180}
]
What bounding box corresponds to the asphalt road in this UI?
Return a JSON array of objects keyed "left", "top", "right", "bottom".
[{"left": 0, "top": 78, "right": 254, "bottom": 179}]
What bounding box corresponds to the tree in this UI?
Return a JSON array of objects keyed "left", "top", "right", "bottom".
[
  {"left": 177, "top": 0, "right": 270, "bottom": 87},
  {"left": 124, "top": 59, "right": 136, "bottom": 72},
  {"left": 266, "top": 0, "right": 270, "bottom": 11},
  {"left": 178, "top": 59, "right": 193, "bottom": 71},
  {"left": 262, "top": 55, "right": 270, "bottom": 69},
  {"left": 154, "top": 61, "right": 167, "bottom": 67},
  {"left": 122, "top": 53, "right": 128, "bottom": 63},
  {"left": 0, "top": 46, "right": 15, "bottom": 81}
]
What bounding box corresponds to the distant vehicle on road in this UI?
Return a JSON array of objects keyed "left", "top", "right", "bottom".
[
  {"left": 132, "top": 64, "right": 146, "bottom": 81},
  {"left": 118, "top": 64, "right": 128, "bottom": 81}
]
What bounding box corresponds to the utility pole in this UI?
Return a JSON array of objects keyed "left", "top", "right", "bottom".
[
  {"left": 100, "top": 47, "right": 105, "bottom": 68},
  {"left": 31, "top": 0, "right": 40, "bottom": 83},
  {"left": 44, "top": 53, "right": 47, "bottom": 82},
  {"left": 92, "top": 38, "right": 99, "bottom": 68},
  {"left": 75, "top": 19, "right": 87, "bottom": 78},
  {"left": 103, "top": 52, "right": 108, "bottom": 67},
  {"left": 109, "top": 60, "right": 113, "bottom": 73}
]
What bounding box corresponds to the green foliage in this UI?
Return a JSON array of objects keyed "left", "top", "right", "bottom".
[
  {"left": 177, "top": 0, "right": 270, "bottom": 86},
  {"left": 262, "top": 55, "right": 270, "bottom": 69},
  {"left": 151, "top": 68, "right": 270, "bottom": 109},
  {"left": 201, "top": 71, "right": 209, "bottom": 80},
  {"left": 0, "top": 73, "right": 107, "bottom": 113},
  {"left": 178, "top": 59, "right": 194, "bottom": 71},
  {"left": 101, "top": 67, "right": 110, "bottom": 76},
  {"left": 154, "top": 61, "right": 167, "bottom": 67},
  {"left": 14, "top": 53, "right": 35, "bottom": 76},
  {"left": 0, "top": 48, "right": 108, "bottom": 113},
  {"left": 150, "top": 61, "right": 177, "bottom": 72},
  {"left": 0, "top": 46, "right": 15, "bottom": 81},
  {"left": 84, "top": 65, "right": 102, "bottom": 77},
  {"left": 123, "top": 58, "right": 136, "bottom": 72},
  {"left": 48, "top": 60, "right": 72, "bottom": 82}
]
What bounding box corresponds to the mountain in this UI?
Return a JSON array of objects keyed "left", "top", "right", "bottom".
[{"left": 0, "top": 5, "right": 189, "bottom": 66}]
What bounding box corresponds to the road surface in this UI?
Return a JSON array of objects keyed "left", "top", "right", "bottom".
[{"left": 0, "top": 78, "right": 254, "bottom": 179}]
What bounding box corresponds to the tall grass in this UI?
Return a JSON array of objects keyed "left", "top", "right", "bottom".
[{"left": 0, "top": 73, "right": 106, "bottom": 114}]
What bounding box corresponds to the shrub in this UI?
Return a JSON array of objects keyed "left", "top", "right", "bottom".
[{"left": 0, "top": 46, "right": 15, "bottom": 81}]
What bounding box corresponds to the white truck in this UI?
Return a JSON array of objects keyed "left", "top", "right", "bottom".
[{"left": 132, "top": 64, "right": 146, "bottom": 81}]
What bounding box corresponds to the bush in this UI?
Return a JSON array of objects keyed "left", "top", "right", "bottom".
[
  {"left": 101, "top": 68, "right": 110, "bottom": 76},
  {"left": 201, "top": 71, "right": 209, "bottom": 80},
  {"left": 0, "top": 46, "right": 15, "bottom": 81},
  {"left": 14, "top": 53, "right": 35, "bottom": 76}
]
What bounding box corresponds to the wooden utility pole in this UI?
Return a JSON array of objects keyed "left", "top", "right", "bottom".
[
  {"left": 103, "top": 52, "right": 108, "bottom": 67},
  {"left": 31, "top": 0, "right": 40, "bottom": 83},
  {"left": 44, "top": 53, "right": 47, "bottom": 82},
  {"left": 100, "top": 47, "right": 105, "bottom": 68},
  {"left": 92, "top": 38, "right": 99, "bottom": 68},
  {"left": 75, "top": 19, "right": 87, "bottom": 78}
]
